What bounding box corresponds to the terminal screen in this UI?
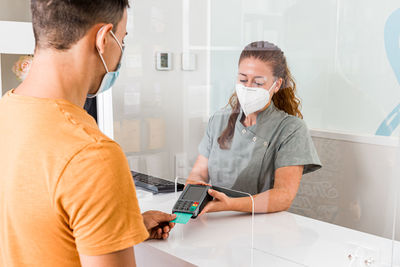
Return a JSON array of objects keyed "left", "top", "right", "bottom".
[{"left": 181, "top": 186, "right": 204, "bottom": 201}]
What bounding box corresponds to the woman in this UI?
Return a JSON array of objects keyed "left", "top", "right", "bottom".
[{"left": 187, "top": 41, "right": 321, "bottom": 214}]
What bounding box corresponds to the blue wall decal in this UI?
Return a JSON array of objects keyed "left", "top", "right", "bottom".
[{"left": 376, "top": 8, "right": 400, "bottom": 136}]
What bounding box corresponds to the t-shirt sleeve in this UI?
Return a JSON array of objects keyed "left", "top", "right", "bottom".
[
  {"left": 274, "top": 119, "right": 322, "bottom": 174},
  {"left": 198, "top": 115, "right": 215, "bottom": 158},
  {"left": 54, "top": 141, "right": 149, "bottom": 256}
]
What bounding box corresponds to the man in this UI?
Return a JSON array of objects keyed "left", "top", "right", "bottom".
[{"left": 0, "top": 0, "right": 176, "bottom": 266}]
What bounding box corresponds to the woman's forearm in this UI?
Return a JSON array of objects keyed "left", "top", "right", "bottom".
[
  {"left": 229, "top": 166, "right": 303, "bottom": 213},
  {"left": 187, "top": 172, "right": 208, "bottom": 183},
  {"left": 186, "top": 155, "right": 209, "bottom": 184},
  {"left": 230, "top": 188, "right": 294, "bottom": 213},
  {"left": 187, "top": 167, "right": 209, "bottom": 183}
]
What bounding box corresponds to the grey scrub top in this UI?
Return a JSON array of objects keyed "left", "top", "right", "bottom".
[{"left": 198, "top": 102, "right": 322, "bottom": 195}]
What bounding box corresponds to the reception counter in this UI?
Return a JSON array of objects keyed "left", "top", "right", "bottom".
[{"left": 134, "top": 189, "right": 399, "bottom": 267}]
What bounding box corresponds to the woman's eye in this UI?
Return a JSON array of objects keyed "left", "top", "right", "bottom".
[
  {"left": 240, "top": 80, "right": 247, "bottom": 83},
  {"left": 255, "top": 83, "right": 264, "bottom": 86}
]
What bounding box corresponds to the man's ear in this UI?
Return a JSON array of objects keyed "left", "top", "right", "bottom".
[{"left": 95, "top": 24, "right": 113, "bottom": 54}]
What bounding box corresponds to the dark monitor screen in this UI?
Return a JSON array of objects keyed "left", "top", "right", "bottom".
[{"left": 181, "top": 186, "right": 204, "bottom": 201}]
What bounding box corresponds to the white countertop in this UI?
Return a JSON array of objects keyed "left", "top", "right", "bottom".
[{"left": 135, "top": 189, "right": 399, "bottom": 267}]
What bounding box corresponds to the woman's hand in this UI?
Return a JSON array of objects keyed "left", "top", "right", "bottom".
[
  {"left": 186, "top": 155, "right": 209, "bottom": 186},
  {"left": 199, "top": 189, "right": 233, "bottom": 215},
  {"left": 185, "top": 179, "right": 211, "bottom": 187}
]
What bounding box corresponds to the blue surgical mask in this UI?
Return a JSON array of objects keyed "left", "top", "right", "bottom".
[{"left": 87, "top": 29, "right": 124, "bottom": 98}]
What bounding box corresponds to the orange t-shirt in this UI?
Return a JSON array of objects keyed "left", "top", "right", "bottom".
[{"left": 0, "top": 90, "right": 149, "bottom": 267}]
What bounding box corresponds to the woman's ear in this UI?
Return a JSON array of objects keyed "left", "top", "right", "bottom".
[
  {"left": 95, "top": 24, "right": 113, "bottom": 54},
  {"left": 275, "top": 78, "right": 283, "bottom": 93}
]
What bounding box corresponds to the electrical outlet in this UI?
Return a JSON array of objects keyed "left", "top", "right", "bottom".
[{"left": 346, "top": 243, "right": 381, "bottom": 267}]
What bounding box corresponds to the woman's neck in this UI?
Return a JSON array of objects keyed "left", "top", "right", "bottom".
[
  {"left": 241, "top": 101, "right": 272, "bottom": 127},
  {"left": 241, "top": 112, "right": 258, "bottom": 127}
]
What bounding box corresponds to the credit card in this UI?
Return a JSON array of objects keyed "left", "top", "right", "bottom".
[{"left": 171, "top": 212, "right": 192, "bottom": 224}]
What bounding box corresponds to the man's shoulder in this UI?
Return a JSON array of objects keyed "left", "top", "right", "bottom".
[{"left": 53, "top": 100, "right": 113, "bottom": 146}]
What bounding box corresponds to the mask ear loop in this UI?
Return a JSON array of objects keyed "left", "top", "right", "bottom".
[
  {"left": 109, "top": 30, "right": 124, "bottom": 51},
  {"left": 268, "top": 79, "right": 278, "bottom": 93}
]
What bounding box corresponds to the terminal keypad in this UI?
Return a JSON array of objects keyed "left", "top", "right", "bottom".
[{"left": 174, "top": 200, "right": 199, "bottom": 212}]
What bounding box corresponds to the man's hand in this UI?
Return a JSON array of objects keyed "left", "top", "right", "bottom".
[
  {"left": 199, "top": 189, "right": 233, "bottom": 215},
  {"left": 142, "top": 210, "right": 176, "bottom": 240}
]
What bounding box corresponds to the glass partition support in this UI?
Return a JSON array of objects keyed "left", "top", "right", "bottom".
[{"left": 392, "top": 141, "right": 400, "bottom": 267}]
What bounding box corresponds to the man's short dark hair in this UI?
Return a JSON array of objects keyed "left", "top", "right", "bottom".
[{"left": 31, "top": 0, "right": 130, "bottom": 50}]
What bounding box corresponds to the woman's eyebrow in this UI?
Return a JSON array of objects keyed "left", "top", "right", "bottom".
[{"left": 239, "top": 73, "right": 266, "bottom": 79}]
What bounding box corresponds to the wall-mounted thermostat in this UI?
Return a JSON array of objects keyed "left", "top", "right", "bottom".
[{"left": 156, "top": 52, "right": 172, "bottom": 71}]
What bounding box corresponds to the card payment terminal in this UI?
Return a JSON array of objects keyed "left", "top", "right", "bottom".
[{"left": 172, "top": 184, "right": 213, "bottom": 218}]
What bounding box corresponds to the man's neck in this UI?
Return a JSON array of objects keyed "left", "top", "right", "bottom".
[{"left": 14, "top": 48, "right": 92, "bottom": 108}]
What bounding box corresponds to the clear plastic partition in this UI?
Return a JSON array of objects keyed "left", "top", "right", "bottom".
[{"left": 107, "top": 0, "right": 400, "bottom": 266}]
